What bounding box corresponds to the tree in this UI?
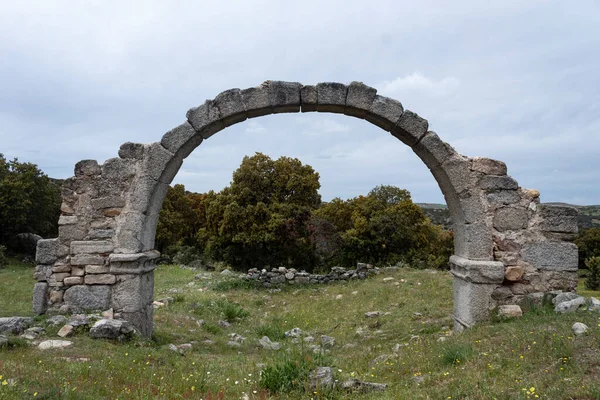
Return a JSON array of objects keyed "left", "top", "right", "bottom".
[
  {"left": 155, "top": 184, "right": 203, "bottom": 252},
  {"left": 202, "top": 153, "right": 321, "bottom": 271},
  {"left": 314, "top": 185, "right": 453, "bottom": 268},
  {"left": 575, "top": 228, "right": 600, "bottom": 268},
  {"left": 0, "top": 154, "right": 61, "bottom": 244}
]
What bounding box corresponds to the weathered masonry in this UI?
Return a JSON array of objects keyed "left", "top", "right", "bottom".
[{"left": 34, "top": 81, "right": 579, "bottom": 336}]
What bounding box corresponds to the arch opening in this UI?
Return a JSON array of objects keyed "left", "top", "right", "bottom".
[{"left": 34, "top": 81, "right": 579, "bottom": 336}]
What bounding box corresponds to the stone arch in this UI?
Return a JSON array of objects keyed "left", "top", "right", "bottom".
[{"left": 34, "top": 81, "right": 579, "bottom": 337}]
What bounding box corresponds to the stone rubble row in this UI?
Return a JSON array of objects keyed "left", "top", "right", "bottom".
[{"left": 245, "top": 263, "right": 379, "bottom": 286}]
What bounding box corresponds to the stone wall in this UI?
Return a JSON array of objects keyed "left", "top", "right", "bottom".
[
  {"left": 34, "top": 81, "right": 578, "bottom": 336},
  {"left": 246, "top": 263, "right": 380, "bottom": 286}
]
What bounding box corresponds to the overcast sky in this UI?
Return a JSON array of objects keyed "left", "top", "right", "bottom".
[{"left": 1, "top": 1, "right": 599, "bottom": 205}]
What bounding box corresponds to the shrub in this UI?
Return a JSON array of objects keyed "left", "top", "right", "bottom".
[
  {"left": 256, "top": 319, "right": 286, "bottom": 341},
  {"left": 585, "top": 256, "right": 600, "bottom": 290},
  {"left": 0, "top": 245, "right": 8, "bottom": 268},
  {"left": 259, "top": 350, "right": 330, "bottom": 395},
  {"left": 441, "top": 344, "right": 475, "bottom": 366}
]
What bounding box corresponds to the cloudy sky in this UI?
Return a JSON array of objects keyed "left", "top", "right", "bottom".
[{"left": 1, "top": 1, "right": 599, "bottom": 205}]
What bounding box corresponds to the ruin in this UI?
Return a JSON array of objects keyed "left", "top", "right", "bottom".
[{"left": 33, "top": 81, "right": 579, "bottom": 336}]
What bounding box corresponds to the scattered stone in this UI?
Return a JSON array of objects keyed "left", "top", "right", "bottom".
[
  {"left": 321, "top": 335, "right": 336, "bottom": 348},
  {"left": 202, "top": 339, "right": 215, "bottom": 346},
  {"left": 340, "top": 379, "right": 387, "bottom": 393},
  {"left": 370, "top": 354, "right": 391, "bottom": 367},
  {"left": 411, "top": 375, "right": 426, "bottom": 385},
  {"left": 68, "top": 314, "right": 90, "bottom": 328},
  {"left": 46, "top": 315, "right": 68, "bottom": 326},
  {"left": 498, "top": 305, "right": 523, "bottom": 318},
  {"left": 589, "top": 297, "right": 600, "bottom": 312},
  {"left": 382, "top": 277, "right": 395, "bottom": 282},
  {"left": 38, "top": 340, "right": 73, "bottom": 350},
  {"left": 365, "top": 311, "right": 382, "bottom": 318},
  {"left": 218, "top": 320, "right": 232, "bottom": 328},
  {"left": 102, "top": 308, "right": 114, "bottom": 319},
  {"left": 335, "top": 294, "right": 343, "bottom": 300},
  {"left": 555, "top": 296, "right": 586, "bottom": 313},
  {"left": 195, "top": 319, "right": 205, "bottom": 328},
  {"left": 572, "top": 322, "right": 589, "bottom": 336},
  {"left": 89, "top": 319, "right": 135, "bottom": 341},
  {"left": 57, "top": 325, "right": 74, "bottom": 338},
  {"left": 437, "top": 337, "right": 448, "bottom": 343},
  {"left": 167, "top": 343, "right": 181, "bottom": 354},
  {"left": 303, "top": 336, "right": 315, "bottom": 343},
  {"left": 284, "top": 327, "right": 303, "bottom": 338},
  {"left": 258, "top": 336, "right": 281, "bottom": 350},
  {"left": 153, "top": 301, "right": 165, "bottom": 308},
  {"left": 307, "top": 367, "right": 334, "bottom": 390},
  {"left": 221, "top": 269, "right": 233, "bottom": 276},
  {"left": 552, "top": 292, "right": 580, "bottom": 305},
  {"left": 0, "top": 335, "right": 7, "bottom": 347},
  {"left": 227, "top": 340, "right": 241, "bottom": 348},
  {"left": 0, "top": 317, "right": 33, "bottom": 335},
  {"left": 229, "top": 333, "right": 246, "bottom": 343}
]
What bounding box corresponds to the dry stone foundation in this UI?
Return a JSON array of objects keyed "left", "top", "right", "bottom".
[{"left": 34, "top": 81, "right": 578, "bottom": 336}]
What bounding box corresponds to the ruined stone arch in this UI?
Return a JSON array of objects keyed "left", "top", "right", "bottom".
[{"left": 34, "top": 81, "right": 579, "bottom": 337}]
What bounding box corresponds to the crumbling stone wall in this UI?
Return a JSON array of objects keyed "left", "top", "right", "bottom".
[{"left": 34, "top": 81, "right": 578, "bottom": 336}]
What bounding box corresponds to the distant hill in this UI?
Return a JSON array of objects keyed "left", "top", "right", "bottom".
[{"left": 417, "top": 203, "right": 600, "bottom": 231}]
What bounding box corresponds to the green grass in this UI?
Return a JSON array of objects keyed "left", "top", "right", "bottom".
[{"left": 1, "top": 262, "right": 600, "bottom": 398}]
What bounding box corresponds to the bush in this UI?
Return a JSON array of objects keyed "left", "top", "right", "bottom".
[
  {"left": 0, "top": 245, "right": 8, "bottom": 268},
  {"left": 259, "top": 350, "right": 330, "bottom": 395},
  {"left": 585, "top": 256, "right": 600, "bottom": 290}
]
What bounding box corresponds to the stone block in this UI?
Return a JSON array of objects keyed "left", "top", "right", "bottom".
[
  {"left": 33, "top": 282, "right": 49, "bottom": 314},
  {"left": 214, "top": 88, "right": 247, "bottom": 126},
  {"left": 504, "top": 266, "right": 524, "bottom": 281},
  {"left": 453, "top": 222, "right": 494, "bottom": 261},
  {"left": 186, "top": 100, "right": 223, "bottom": 139},
  {"left": 160, "top": 121, "right": 198, "bottom": 155},
  {"left": 86, "top": 265, "right": 110, "bottom": 274},
  {"left": 345, "top": 81, "right": 377, "bottom": 117},
  {"left": 412, "top": 132, "right": 457, "bottom": 170},
  {"left": 52, "top": 264, "right": 71, "bottom": 273},
  {"left": 49, "top": 290, "right": 64, "bottom": 304},
  {"left": 71, "top": 267, "right": 85, "bottom": 276},
  {"left": 479, "top": 175, "right": 518, "bottom": 191},
  {"left": 493, "top": 207, "right": 528, "bottom": 231},
  {"left": 64, "top": 277, "right": 83, "bottom": 286},
  {"left": 300, "top": 85, "right": 318, "bottom": 112},
  {"left": 393, "top": 110, "right": 429, "bottom": 146},
  {"left": 486, "top": 190, "right": 520, "bottom": 206},
  {"left": 452, "top": 277, "right": 497, "bottom": 329},
  {"left": 538, "top": 205, "right": 578, "bottom": 234},
  {"left": 51, "top": 272, "right": 70, "bottom": 282},
  {"left": 118, "top": 142, "right": 145, "bottom": 160},
  {"left": 34, "top": 265, "right": 52, "bottom": 282},
  {"left": 364, "top": 95, "right": 404, "bottom": 132},
  {"left": 111, "top": 272, "right": 154, "bottom": 313},
  {"left": 87, "top": 229, "right": 114, "bottom": 240},
  {"left": 268, "top": 81, "right": 302, "bottom": 114},
  {"left": 74, "top": 160, "right": 101, "bottom": 177},
  {"left": 450, "top": 255, "right": 505, "bottom": 284},
  {"left": 101, "top": 157, "right": 136, "bottom": 181},
  {"left": 64, "top": 285, "right": 111, "bottom": 311},
  {"left": 143, "top": 142, "right": 182, "bottom": 185},
  {"left": 58, "top": 216, "right": 78, "bottom": 226},
  {"left": 85, "top": 274, "right": 117, "bottom": 285},
  {"left": 71, "top": 240, "right": 114, "bottom": 255},
  {"left": 471, "top": 157, "right": 507, "bottom": 175},
  {"left": 120, "top": 304, "right": 153, "bottom": 337},
  {"left": 91, "top": 196, "right": 126, "bottom": 210},
  {"left": 58, "top": 225, "right": 87, "bottom": 242},
  {"left": 36, "top": 238, "right": 66, "bottom": 265},
  {"left": 458, "top": 190, "right": 487, "bottom": 225},
  {"left": 71, "top": 254, "right": 105, "bottom": 266},
  {"left": 522, "top": 241, "right": 578, "bottom": 271},
  {"left": 497, "top": 305, "right": 522, "bottom": 318},
  {"left": 240, "top": 85, "right": 271, "bottom": 117},
  {"left": 316, "top": 82, "right": 347, "bottom": 113}
]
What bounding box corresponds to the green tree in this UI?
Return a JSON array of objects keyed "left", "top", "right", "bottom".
[
  {"left": 155, "top": 184, "right": 202, "bottom": 252},
  {"left": 0, "top": 154, "right": 61, "bottom": 243},
  {"left": 575, "top": 228, "right": 600, "bottom": 268},
  {"left": 584, "top": 256, "right": 600, "bottom": 290},
  {"left": 202, "top": 153, "right": 321, "bottom": 271},
  {"left": 315, "top": 185, "right": 452, "bottom": 268}
]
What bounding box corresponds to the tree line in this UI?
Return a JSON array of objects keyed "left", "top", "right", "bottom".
[{"left": 156, "top": 152, "right": 453, "bottom": 271}]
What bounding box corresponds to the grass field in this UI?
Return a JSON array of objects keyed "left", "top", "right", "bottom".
[{"left": 1, "top": 259, "right": 600, "bottom": 399}]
